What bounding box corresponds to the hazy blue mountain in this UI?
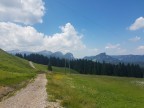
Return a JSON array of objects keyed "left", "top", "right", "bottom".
[
  {"left": 84, "top": 53, "right": 144, "bottom": 66},
  {"left": 7, "top": 50, "right": 75, "bottom": 60},
  {"left": 7, "top": 49, "right": 21, "bottom": 54},
  {"left": 64, "top": 53, "right": 75, "bottom": 60},
  {"left": 50, "top": 51, "right": 64, "bottom": 58},
  {"left": 37, "top": 50, "right": 53, "bottom": 57},
  {"left": 112, "top": 55, "right": 144, "bottom": 62},
  {"left": 112, "top": 55, "right": 144, "bottom": 67},
  {"left": 7, "top": 50, "right": 32, "bottom": 55},
  {"left": 84, "top": 53, "right": 120, "bottom": 63}
]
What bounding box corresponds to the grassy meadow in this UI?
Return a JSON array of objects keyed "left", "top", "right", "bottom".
[
  {"left": 47, "top": 68, "right": 144, "bottom": 108},
  {"left": 52, "top": 66, "right": 78, "bottom": 74}
]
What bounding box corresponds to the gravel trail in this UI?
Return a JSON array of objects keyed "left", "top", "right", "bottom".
[
  {"left": 0, "top": 74, "right": 48, "bottom": 108},
  {"left": 29, "top": 61, "right": 36, "bottom": 69}
]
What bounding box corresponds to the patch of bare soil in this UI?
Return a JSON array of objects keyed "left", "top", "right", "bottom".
[{"left": 0, "top": 86, "right": 14, "bottom": 101}]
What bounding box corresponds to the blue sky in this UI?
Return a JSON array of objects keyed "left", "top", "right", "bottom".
[
  {"left": 0, "top": 0, "right": 144, "bottom": 57},
  {"left": 35, "top": 0, "right": 144, "bottom": 56}
]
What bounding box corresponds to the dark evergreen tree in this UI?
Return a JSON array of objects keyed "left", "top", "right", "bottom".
[
  {"left": 48, "top": 63, "right": 52, "bottom": 71},
  {"left": 15, "top": 53, "right": 23, "bottom": 58}
]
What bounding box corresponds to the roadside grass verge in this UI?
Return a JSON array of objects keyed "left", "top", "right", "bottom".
[
  {"left": 0, "top": 70, "right": 35, "bottom": 87},
  {"left": 47, "top": 72, "right": 144, "bottom": 108}
]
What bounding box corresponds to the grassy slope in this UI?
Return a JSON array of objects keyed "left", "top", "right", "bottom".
[
  {"left": 0, "top": 49, "right": 41, "bottom": 86},
  {"left": 47, "top": 67, "right": 144, "bottom": 108}
]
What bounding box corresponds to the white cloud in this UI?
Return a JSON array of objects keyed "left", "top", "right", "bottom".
[
  {"left": 136, "top": 46, "right": 144, "bottom": 54},
  {"left": 105, "top": 43, "right": 127, "bottom": 54},
  {"left": 129, "top": 36, "right": 141, "bottom": 42},
  {"left": 72, "top": 48, "right": 99, "bottom": 58},
  {"left": 43, "top": 23, "right": 86, "bottom": 52},
  {"left": 129, "top": 17, "right": 144, "bottom": 30},
  {"left": 137, "top": 46, "right": 144, "bottom": 50},
  {"left": 0, "top": 0, "right": 45, "bottom": 25},
  {"left": 0, "top": 22, "right": 85, "bottom": 54},
  {"left": 105, "top": 43, "right": 120, "bottom": 49}
]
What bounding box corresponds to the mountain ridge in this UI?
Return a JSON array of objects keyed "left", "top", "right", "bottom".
[
  {"left": 7, "top": 50, "right": 144, "bottom": 65},
  {"left": 7, "top": 50, "right": 75, "bottom": 60},
  {"left": 84, "top": 53, "right": 144, "bottom": 67},
  {"left": 84, "top": 53, "right": 120, "bottom": 64}
]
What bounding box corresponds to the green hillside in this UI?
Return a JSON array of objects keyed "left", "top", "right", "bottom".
[
  {"left": 0, "top": 49, "right": 36, "bottom": 73},
  {"left": 0, "top": 49, "right": 41, "bottom": 98},
  {"left": 47, "top": 68, "right": 144, "bottom": 108}
]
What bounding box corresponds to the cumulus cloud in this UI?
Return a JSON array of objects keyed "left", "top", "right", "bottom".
[
  {"left": 0, "top": 0, "right": 45, "bottom": 25},
  {"left": 136, "top": 46, "right": 144, "bottom": 54},
  {"left": 129, "top": 17, "right": 144, "bottom": 30},
  {"left": 105, "top": 43, "right": 126, "bottom": 54},
  {"left": 0, "top": 22, "right": 85, "bottom": 53},
  {"left": 129, "top": 36, "right": 141, "bottom": 42},
  {"left": 105, "top": 43, "right": 120, "bottom": 49},
  {"left": 43, "top": 23, "right": 86, "bottom": 52},
  {"left": 137, "top": 46, "right": 144, "bottom": 50}
]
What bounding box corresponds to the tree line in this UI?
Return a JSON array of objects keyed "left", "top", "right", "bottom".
[{"left": 15, "top": 53, "right": 144, "bottom": 78}]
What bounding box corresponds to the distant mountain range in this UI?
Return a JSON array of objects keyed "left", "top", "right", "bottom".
[
  {"left": 84, "top": 53, "right": 144, "bottom": 67},
  {"left": 84, "top": 53, "right": 120, "bottom": 64},
  {"left": 7, "top": 50, "right": 75, "bottom": 60},
  {"left": 7, "top": 50, "right": 144, "bottom": 66}
]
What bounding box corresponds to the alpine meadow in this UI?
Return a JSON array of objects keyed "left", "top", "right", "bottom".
[{"left": 0, "top": 0, "right": 144, "bottom": 108}]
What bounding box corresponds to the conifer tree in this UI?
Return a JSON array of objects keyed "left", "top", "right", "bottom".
[{"left": 48, "top": 63, "right": 52, "bottom": 71}]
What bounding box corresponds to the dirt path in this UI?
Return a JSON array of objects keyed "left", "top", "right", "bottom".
[
  {"left": 29, "top": 61, "right": 36, "bottom": 69},
  {"left": 0, "top": 74, "right": 55, "bottom": 108}
]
